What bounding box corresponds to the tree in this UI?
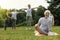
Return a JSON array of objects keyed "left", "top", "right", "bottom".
[
  {"left": 46, "top": 0, "right": 60, "bottom": 25},
  {"left": 16, "top": 5, "right": 46, "bottom": 26},
  {"left": 0, "top": 8, "right": 6, "bottom": 27},
  {"left": 0, "top": 5, "right": 46, "bottom": 27},
  {"left": 32, "top": 5, "right": 46, "bottom": 25}
]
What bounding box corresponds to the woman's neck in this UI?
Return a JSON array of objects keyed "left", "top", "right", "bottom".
[{"left": 45, "top": 16, "right": 48, "bottom": 19}]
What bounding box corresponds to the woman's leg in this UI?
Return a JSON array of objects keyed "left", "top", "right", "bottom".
[
  {"left": 12, "top": 19, "right": 16, "bottom": 29},
  {"left": 35, "top": 24, "right": 48, "bottom": 35},
  {"left": 4, "top": 19, "right": 7, "bottom": 30},
  {"left": 4, "top": 19, "right": 9, "bottom": 30},
  {"left": 39, "top": 29, "right": 48, "bottom": 35},
  {"left": 26, "top": 16, "right": 29, "bottom": 26}
]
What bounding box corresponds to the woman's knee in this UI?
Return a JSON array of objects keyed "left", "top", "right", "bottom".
[{"left": 35, "top": 24, "right": 40, "bottom": 31}]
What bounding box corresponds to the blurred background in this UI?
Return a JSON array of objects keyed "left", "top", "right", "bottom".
[{"left": 0, "top": 0, "right": 60, "bottom": 27}]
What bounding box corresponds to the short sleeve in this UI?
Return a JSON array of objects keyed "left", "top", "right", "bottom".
[{"left": 38, "top": 18, "right": 42, "bottom": 24}]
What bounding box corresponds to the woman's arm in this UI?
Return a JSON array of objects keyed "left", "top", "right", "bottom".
[
  {"left": 32, "top": 7, "right": 38, "bottom": 9},
  {"left": 52, "top": 16, "right": 54, "bottom": 26},
  {"left": 35, "top": 23, "right": 41, "bottom": 28}
]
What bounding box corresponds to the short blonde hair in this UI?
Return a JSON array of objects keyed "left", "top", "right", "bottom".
[{"left": 44, "top": 10, "right": 51, "bottom": 15}]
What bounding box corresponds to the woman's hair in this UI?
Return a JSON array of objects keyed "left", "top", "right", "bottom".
[
  {"left": 44, "top": 10, "right": 51, "bottom": 15},
  {"left": 28, "top": 4, "right": 31, "bottom": 6}
]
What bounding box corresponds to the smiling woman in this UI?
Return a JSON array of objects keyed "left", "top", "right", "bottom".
[{"left": 0, "top": 0, "right": 49, "bottom": 9}]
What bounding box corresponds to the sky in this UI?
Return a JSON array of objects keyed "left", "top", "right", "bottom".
[{"left": 0, "top": 0, "right": 49, "bottom": 9}]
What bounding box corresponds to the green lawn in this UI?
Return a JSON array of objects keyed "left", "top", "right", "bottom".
[{"left": 0, "top": 26, "right": 60, "bottom": 40}]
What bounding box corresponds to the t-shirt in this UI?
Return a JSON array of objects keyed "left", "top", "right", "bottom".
[
  {"left": 38, "top": 17, "right": 50, "bottom": 30},
  {"left": 49, "top": 15, "right": 53, "bottom": 22},
  {"left": 26, "top": 8, "right": 32, "bottom": 16},
  {"left": 11, "top": 11, "right": 18, "bottom": 20}
]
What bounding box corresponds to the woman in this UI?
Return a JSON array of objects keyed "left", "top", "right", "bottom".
[
  {"left": 26, "top": 4, "right": 32, "bottom": 30},
  {"left": 4, "top": 10, "right": 11, "bottom": 30},
  {"left": 11, "top": 9, "right": 19, "bottom": 29},
  {"left": 35, "top": 10, "right": 50, "bottom": 36},
  {"left": 43, "top": 10, "right": 54, "bottom": 31}
]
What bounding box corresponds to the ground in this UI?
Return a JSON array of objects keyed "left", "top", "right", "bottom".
[{"left": 0, "top": 26, "right": 60, "bottom": 40}]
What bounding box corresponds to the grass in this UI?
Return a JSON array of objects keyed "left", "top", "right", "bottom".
[{"left": 0, "top": 26, "right": 60, "bottom": 40}]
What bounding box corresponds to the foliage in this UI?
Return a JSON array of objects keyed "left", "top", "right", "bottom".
[{"left": 47, "top": 0, "right": 60, "bottom": 25}]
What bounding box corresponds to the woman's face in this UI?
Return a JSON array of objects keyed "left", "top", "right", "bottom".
[
  {"left": 45, "top": 12, "right": 49, "bottom": 17},
  {"left": 28, "top": 5, "right": 31, "bottom": 8}
]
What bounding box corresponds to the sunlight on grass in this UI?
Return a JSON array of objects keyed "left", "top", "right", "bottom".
[{"left": 0, "top": 26, "right": 60, "bottom": 40}]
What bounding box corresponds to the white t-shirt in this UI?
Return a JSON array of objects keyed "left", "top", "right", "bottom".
[
  {"left": 11, "top": 11, "right": 18, "bottom": 20},
  {"left": 26, "top": 8, "right": 32, "bottom": 16},
  {"left": 49, "top": 15, "right": 53, "bottom": 22},
  {"left": 38, "top": 17, "right": 50, "bottom": 30}
]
